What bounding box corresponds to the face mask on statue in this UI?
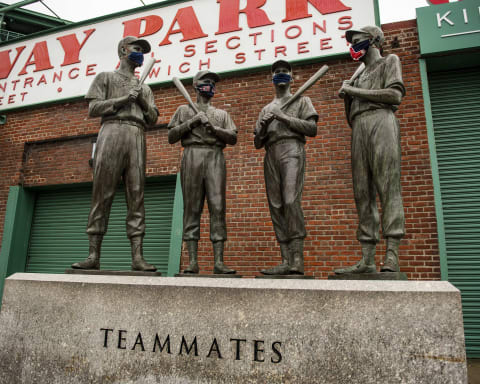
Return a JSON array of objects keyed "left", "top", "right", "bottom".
[
  {"left": 272, "top": 73, "right": 292, "bottom": 84},
  {"left": 128, "top": 51, "right": 144, "bottom": 66},
  {"left": 196, "top": 83, "right": 216, "bottom": 97},
  {"left": 350, "top": 39, "right": 370, "bottom": 61}
]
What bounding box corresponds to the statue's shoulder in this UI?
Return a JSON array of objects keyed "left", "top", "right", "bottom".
[{"left": 384, "top": 54, "right": 401, "bottom": 65}]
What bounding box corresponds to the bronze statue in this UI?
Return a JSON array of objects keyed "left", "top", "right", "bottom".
[
  {"left": 72, "top": 36, "right": 158, "bottom": 271},
  {"left": 168, "top": 71, "right": 237, "bottom": 274},
  {"left": 254, "top": 60, "right": 319, "bottom": 275},
  {"left": 335, "top": 26, "right": 405, "bottom": 274}
]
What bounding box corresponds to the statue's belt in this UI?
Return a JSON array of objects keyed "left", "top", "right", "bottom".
[
  {"left": 102, "top": 119, "right": 146, "bottom": 129},
  {"left": 265, "top": 138, "right": 303, "bottom": 151}
]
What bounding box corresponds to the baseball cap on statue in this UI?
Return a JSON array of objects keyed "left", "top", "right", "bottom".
[
  {"left": 271, "top": 59, "right": 292, "bottom": 73},
  {"left": 193, "top": 70, "right": 221, "bottom": 86},
  {"left": 118, "top": 36, "right": 151, "bottom": 54},
  {"left": 345, "top": 25, "right": 384, "bottom": 47}
]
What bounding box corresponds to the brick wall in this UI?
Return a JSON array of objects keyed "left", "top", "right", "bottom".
[{"left": 0, "top": 20, "right": 441, "bottom": 279}]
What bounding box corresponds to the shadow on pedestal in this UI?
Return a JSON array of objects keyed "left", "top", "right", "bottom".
[
  {"left": 328, "top": 272, "right": 408, "bottom": 280},
  {"left": 65, "top": 269, "right": 162, "bottom": 277}
]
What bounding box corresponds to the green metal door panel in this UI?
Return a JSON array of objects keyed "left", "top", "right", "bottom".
[
  {"left": 26, "top": 177, "right": 176, "bottom": 275},
  {"left": 428, "top": 67, "right": 480, "bottom": 358}
]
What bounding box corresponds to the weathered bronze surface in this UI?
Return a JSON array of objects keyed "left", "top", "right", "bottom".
[
  {"left": 335, "top": 26, "right": 406, "bottom": 275},
  {"left": 254, "top": 60, "right": 319, "bottom": 276},
  {"left": 168, "top": 71, "right": 237, "bottom": 275},
  {"left": 71, "top": 36, "right": 158, "bottom": 272}
]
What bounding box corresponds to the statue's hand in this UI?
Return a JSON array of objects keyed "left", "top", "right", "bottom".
[
  {"left": 260, "top": 112, "right": 274, "bottom": 128},
  {"left": 270, "top": 105, "right": 289, "bottom": 123},
  {"left": 339, "top": 80, "right": 353, "bottom": 99},
  {"left": 128, "top": 87, "right": 140, "bottom": 102}
]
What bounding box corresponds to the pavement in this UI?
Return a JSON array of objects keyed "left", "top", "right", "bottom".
[{"left": 469, "top": 359, "right": 480, "bottom": 384}]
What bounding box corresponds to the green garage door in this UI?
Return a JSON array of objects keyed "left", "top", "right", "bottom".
[
  {"left": 429, "top": 67, "right": 480, "bottom": 357},
  {"left": 26, "top": 177, "right": 178, "bottom": 275}
]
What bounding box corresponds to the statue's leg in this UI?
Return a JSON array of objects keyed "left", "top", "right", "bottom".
[
  {"left": 335, "top": 116, "right": 379, "bottom": 273},
  {"left": 289, "top": 238, "right": 304, "bottom": 275},
  {"left": 334, "top": 241, "right": 377, "bottom": 274},
  {"left": 370, "top": 110, "right": 405, "bottom": 272},
  {"left": 212, "top": 241, "right": 235, "bottom": 274},
  {"left": 122, "top": 125, "right": 156, "bottom": 272},
  {"left": 382, "top": 237, "right": 400, "bottom": 272},
  {"left": 181, "top": 147, "right": 206, "bottom": 246},
  {"left": 205, "top": 148, "right": 234, "bottom": 274},
  {"left": 71, "top": 234, "right": 102, "bottom": 269},
  {"left": 124, "top": 124, "right": 146, "bottom": 241},
  {"left": 130, "top": 235, "right": 156, "bottom": 272},
  {"left": 184, "top": 240, "right": 199, "bottom": 273},
  {"left": 262, "top": 146, "right": 290, "bottom": 274},
  {"left": 75, "top": 124, "right": 124, "bottom": 269},
  {"left": 279, "top": 141, "right": 307, "bottom": 275}
]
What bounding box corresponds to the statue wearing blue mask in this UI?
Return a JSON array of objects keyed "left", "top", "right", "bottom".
[
  {"left": 254, "top": 60, "right": 319, "bottom": 276},
  {"left": 72, "top": 36, "right": 158, "bottom": 272}
]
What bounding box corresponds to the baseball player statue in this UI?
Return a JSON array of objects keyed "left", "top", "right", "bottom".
[
  {"left": 72, "top": 36, "right": 158, "bottom": 271},
  {"left": 335, "top": 26, "right": 406, "bottom": 274},
  {"left": 254, "top": 60, "right": 319, "bottom": 275},
  {"left": 168, "top": 71, "right": 237, "bottom": 274}
]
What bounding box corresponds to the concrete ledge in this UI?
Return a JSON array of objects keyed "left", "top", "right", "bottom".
[{"left": 0, "top": 273, "right": 468, "bottom": 384}]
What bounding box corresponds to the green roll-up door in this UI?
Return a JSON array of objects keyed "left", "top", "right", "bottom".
[
  {"left": 26, "top": 177, "right": 177, "bottom": 275},
  {"left": 429, "top": 67, "right": 480, "bottom": 357}
]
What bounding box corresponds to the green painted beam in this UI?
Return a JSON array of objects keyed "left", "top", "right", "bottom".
[
  {"left": 0, "top": 0, "right": 40, "bottom": 13},
  {"left": 419, "top": 59, "right": 448, "bottom": 281},
  {"left": 167, "top": 172, "right": 183, "bottom": 277},
  {"left": 0, "top": 186, "right": 35, "bottom": 308}
]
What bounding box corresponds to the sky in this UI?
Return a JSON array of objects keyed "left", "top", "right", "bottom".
[{"left": 0, "top": 0, "right": 438, "bottom": 24}]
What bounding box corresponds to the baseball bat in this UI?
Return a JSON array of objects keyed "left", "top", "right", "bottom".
[
  {"left": 138, "top": 57, "right": 156, "bottom": 86},
  {"left": 281, "top": 64, "right": 329, "bottom": 111},
  {"left": 339, "top": 63, "right": 365, "bottom": 99},
  {"left": 173, "top": 77, "right": 216, "bottom": 134},
  {"left": 172, "top": 77, "right": 200, "bottom": 114}
]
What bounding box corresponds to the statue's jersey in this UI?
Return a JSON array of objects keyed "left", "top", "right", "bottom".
[
  {"left": 349, "top": 54, "right": 406, "bottom": 122},
  {"left": 257, "top": 96, "right": 318, "bottom": 146},
  {"left": 86, "top": 71, "right": 157, "bottom": 127},
  {"left": 168, "top": 104, "right": 237, "bottom": 148}
]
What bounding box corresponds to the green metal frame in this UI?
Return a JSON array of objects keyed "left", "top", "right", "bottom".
[
  {"left": 167, "top": 172, "right": 183, "bottom": 276},
  {"left": 0, "top": 173, "right": 183, "bottom": 305},
  {"left": 373, "top": 0, "right": 380, "bottom": 26},
  {"left": 0, "top": 186, "right": 35, "bottom": 308},
  {"left": 419, "top": 58, "right": 448, "bottom": 281}
]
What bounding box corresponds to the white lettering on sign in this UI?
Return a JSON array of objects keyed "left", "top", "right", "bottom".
[
  {"left": 437, "top": 11, "right": 454, "bottom": 27},
  {"left": 0, "top": 0, "right": 376, "bottom": 111}
]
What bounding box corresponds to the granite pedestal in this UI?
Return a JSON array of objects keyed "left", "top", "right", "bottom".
[{"left": 0, "top": 273, "right": 467, "bottom": 383}]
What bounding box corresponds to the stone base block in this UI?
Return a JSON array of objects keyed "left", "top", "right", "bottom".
[{"left": 0, "top": 273, "right": 467, "bottom": 384}]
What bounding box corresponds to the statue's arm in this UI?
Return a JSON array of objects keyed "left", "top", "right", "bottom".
[
  {"left": 212, "top": 112, "right": 237, "bottom": 145},
  {"left": 287, "top": 116, "right": 318, "bottom": 137},
  {"left": 140, "top": 86, "right": 159, "bottom": 126},
  {"left": 254, "top": 109, "right": 269, "bottom": 149},
  {"left": 340, "top": 55, "right": 405, "bottom": 106},
  {"left": 88, "top": 96, "right": 129, "bottom": 117},
  {"left": 340, "top": 86, "right": 402, "bottom": 105},
  {"left": 86, "top": 73, "right": 130, "bottom": 117},
  {"left": 168, "top": 107, "right": 196, "bottom": 144},
  {"left": 269, "top": 97, "right": 318, "bottom": 137}
]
